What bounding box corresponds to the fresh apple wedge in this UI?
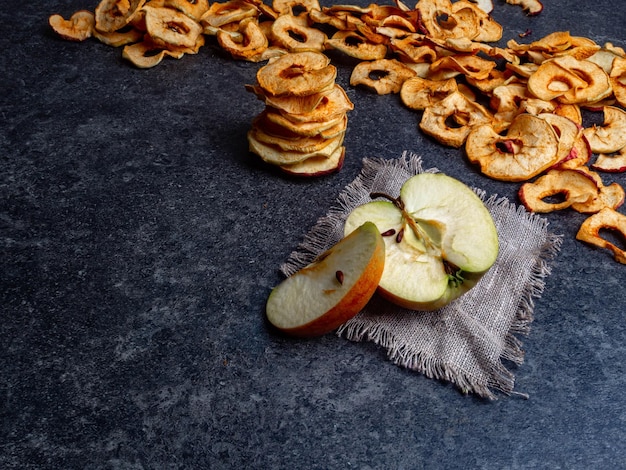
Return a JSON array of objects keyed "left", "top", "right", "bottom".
[
  {"left": 344, "top": 173, "right": 499, "bottom": 311},
  {"left": 266, "top": 222, "right": 385, "bottom": 337}
]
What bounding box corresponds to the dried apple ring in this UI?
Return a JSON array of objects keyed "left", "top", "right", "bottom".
[
  {"left": 122, "top": 39, "right": 184, "bottom": 68},
  {"left": 576, "top": 208, "right": 626, "bottom": 264},
  {"left": 217, "top": 18, "right": 268, "bottom": 60},
  {"left": 583, "top": 106, "right": 626, "bottom": 154},
  {"left": 49, "top": 11, "right": 95, "bottom": 41},
  {"left": 163, "top": 0, "right": 209, "bottom": 21},
  {"left": 272, "top": 0, "right": 320, "bottom": 16},
  {"left": 465, "top": 113, "right": 560, "bottom": 182},
  {"left": 263, "top": 109, "right": 345, "bottom": 137},
  {"left": 419, "top": 91, "right": 493, "bottom": 148},
  {"left": 325, "top": 31, "right": 388, "bottom": 61},
  {"left": 350, "top": 59, "right": 416, "bottom": 95},
  {"left": 270, "top": 13, "right": 327, "bottom": 53},
  {"left": 278, "top": 85, "right": 354, "bottom": 123},
  {"left": 279, "top": 146, "right": 345, "bottom": 177},
  {"left": 592, "top": 147, "right": 626, "bottom": 173},
  {"left": 551, "top": 56, "right": 612, "bottom": 105},
  {"left": 256, "top": 51, "right": 336, "bottom": 97},
  {"left": 610, "top": 57, "right": 626, "bottom": 108},
  {"left": 95, "top": 0, "right": 146, "bottom": 33},
  {"left": 518, "top": 168, "right": 598, "bottom": 213},
  {"left": 200, "top": 0, "right": 258, "bottom": 28},
  {"left": 93, "top": 23, "right": 143, "bottom": 46},
  {"left": 400, "top": 76, "right": 457, "bottom": 111},
  {"left": 527, "top": 59, "right": 588, "bottom": 101},
  {"left": 143, "top": 5, "right": 203, "bottom": 49}
]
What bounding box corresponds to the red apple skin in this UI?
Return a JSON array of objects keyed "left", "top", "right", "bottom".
[{"left": 273, "top": 230, "right": 385, "bottom": 338}]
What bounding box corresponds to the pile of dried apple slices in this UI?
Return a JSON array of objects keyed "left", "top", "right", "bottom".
[{"left": 267, "top": 173, "right": 499, "bottom": 336}]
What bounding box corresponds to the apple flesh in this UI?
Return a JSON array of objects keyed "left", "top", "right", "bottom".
[
  {"left": 266, "top": 222, "right": 385, "bottom": 337},
  {"left": 344, "top": 173, "right": 499, "bottom": 311}
]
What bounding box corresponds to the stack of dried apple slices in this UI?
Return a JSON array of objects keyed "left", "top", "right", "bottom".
[{"left": 246, "top": 51, "right": 353, "bottom": 176}]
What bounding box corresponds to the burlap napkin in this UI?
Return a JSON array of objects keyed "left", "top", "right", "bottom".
[{"left": 281, "top": 152, "right": 562, "bottom": 399}]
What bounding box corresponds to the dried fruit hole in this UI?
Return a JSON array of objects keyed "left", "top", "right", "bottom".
[
  {"left": 368, "top": 69, "right": 389, "bottom": 81},
  {"left": 599, "top": 227, "right": 626, "bottom": 252}
]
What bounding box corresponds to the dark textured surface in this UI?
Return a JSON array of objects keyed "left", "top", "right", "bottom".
[{"left": 2, "top": 1, "right": 626, "bottom": 468}]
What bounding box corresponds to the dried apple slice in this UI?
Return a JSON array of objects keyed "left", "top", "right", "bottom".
[
  {"left": 582, "top": 106, "right": 626, "bottom": 154},
  {"left": 420, "top": 91, "right": 493, "bottom": 148},
  {"left": 217, "top": 17, "right": 268, "bottom": 60},
  {"left": 400, "top": 76, "right": 457, "bottom": 111},
  {"left": 527, "top": 58, "right": 588, "bottom": 101},
  {"left": 143, "top": 5, "right": 203, "bottom": 49},
  {"left": 325, "top": 30, "right": 388, "bottom": 61},
  {"left": 518, "top": 168, "right": 598, "bottom": 213},
  {"left": 576, "top": 208, "right": 626, "bottom": 264},
  {"left": 279, "top": 146, "right": 345, "bottom": 177},
  {"left": 95, "top": 0, "right": 146, "bottom": 33},
  {"left": 551, "top": 56, "right": 612, "bottom": 105},
  {"left": 465, "top": 113, "right": 560, "bottom": 182},
  {"left": 93, "top": 24, "right": 143, "bottom": 46},
  {"left": 350, "top": 59, "right": 417, "bottom": 95},
  {"left": 571, "top": 180, "right": 625, "bottom": 214},
  {"left": 592, "top": 147, "right": 626, "bottom": 173},
  {"left": 49, "top": 11, "right": 95, "bottom": 41},
  {"left": 266, "top": 221, "right": 385, "bottom": 337},
  {"left": 163, "top": 0, "right": 209, "bottom": 21},
  {"left": 505, "top": 0, "right": 543, "bottom": 16},
  {"left": 122, "top": 39, "right": 184, "bottom": 68},
  {"left": 277, "top": 85, "right": 354, "bottom": 123},
  {"left": 538, "top": 113, "right": 581, "bottom": 165},
  {"left": 270, "top": 13, "right": 327, "bottom": 53},
  {"left": 200, "top": 0, "right": 258, "bottom": 28},
  {"left": 610, "top": 57, "right": 626, "bottom": 108},
  {"left": 256, "top": 51, "right": 336, "bottom": 97}
]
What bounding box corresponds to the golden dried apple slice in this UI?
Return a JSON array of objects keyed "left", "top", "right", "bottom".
[
  {"left": 279, "top": 145, "right": 345, "bottom": 177},
  {"left": 217, "top": 18, "right": 268, "bottom": 60},
  {"left": 400, "top": 76, "right": 458, "bottom": 111},
  {"left": 95, "top": 0, "right": 146, "bottom": 33},
  {"left": 200, "top": 0, "right": 258, "bottom": 28},
  {"left": 591, "top": 147, "right": 626, "bottom": 173},
  {"left": 271, "top": 13, "right": 327, "bottom": 53},
  {"left": 256, "top": 51, "right": 336, "bottom": 97},
  {"left": 246, "top": 84, "right": 327, "bottom": 115},
  {"left": 527, "top": 59, "right": 588, "bottom": 101},
  {"left": 262, "top": 109, "right": 345, "bottom": 137},
  {"left": 49, "top": 11, "right": 95, "bottom": 41},
  {"left": 143, "top": 5, "right": 203, "bottom": 49},
  {"left": 518, "top": 168, "right": 598, "bottom": 213},
  {"left": 122, "top": 39, "right": 184, "bottom": 68},
  {"left": 419, "top": 91, "right": 493, "bottom": 148},
  {"left": 571, "top": 181, "right": 625, "bottom": 214},
  {"left": 93, "top": 24, "right": 143, "bottom": 46},
  {"left": 583, "top": 106, "right": 626, "bottom": 154},
  {"left": 576, "top": 208, "right": 626, "bottom": 264},
  {"left": 551, "top": 56, "right": 612, "bottom": 105},
  {"left": 278, "top": 85, "right": 353, "bottom": 123},
  {"left": 272, "top": 0, "right": 320, "bottom": 15},
  {"left": 505, "top": 0, "right": 543, "bottom": 16},
  {"left": 163, "top": 0, "right": 209, "bottom": 21},
  {"left": 610, "top": 57, "right": 626, "bottom": 108},
  {"left": 325, "top": 30, "right": 388, "bottom": 61},
  {"left": 465, "top": 113, "right": 560, "bottom": 182},
  {"left": 350, "top": 59, "right": 416, "bottom": 95}
]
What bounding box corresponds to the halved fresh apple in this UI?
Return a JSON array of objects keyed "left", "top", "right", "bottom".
[
  {"left": 344, "top": 173, "right": 499, "bottom": 311},
  {"left": 266, "top": 222, "right": 385, "bottom": 337}
]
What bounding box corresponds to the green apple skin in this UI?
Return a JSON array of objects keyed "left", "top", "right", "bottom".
[
  {"left": 266, "top": 222, "right": 385, "bottom": 337},
  {"left": 344, "top": 173, "right": 499, "bottom": 311}
]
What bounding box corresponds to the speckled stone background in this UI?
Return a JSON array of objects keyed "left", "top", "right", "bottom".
[{"left": 2, "top": 0, "right": 626, "bottom": 468}]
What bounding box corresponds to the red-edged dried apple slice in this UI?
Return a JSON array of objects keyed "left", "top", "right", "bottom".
[
  {"left": 582, "top": 106, "right": 626, "bottom": 154},
  {"left": 518, "top": 168, "right": 598, "bottom": 213},
  {"left": 265, "top": 221, "right": 385, "bottom": 337},
  {"left": 591, "top": 147, "right": 626, "bottom": 173},
  {"left": 465, "top": 113, "right": 560, "bottom": 182},
  {"left": 576, "top": 208, "right": 626, "bottom": 264}
]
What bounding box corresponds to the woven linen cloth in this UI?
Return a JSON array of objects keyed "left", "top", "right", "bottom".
[{"left": 280, "top": 152, "right": 562, "bottom": 399}]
